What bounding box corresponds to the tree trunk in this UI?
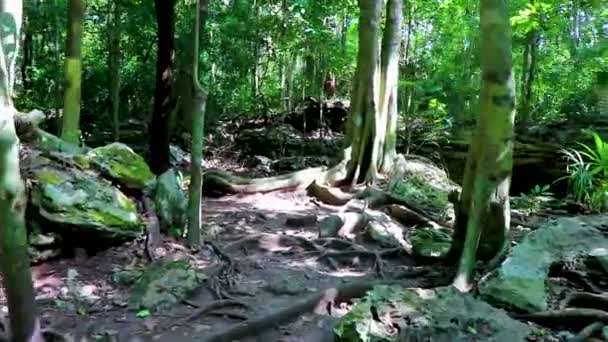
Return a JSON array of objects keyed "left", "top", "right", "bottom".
[
  {"left": 518, "top": 27, "right": 538, "bottom": 124},
  {"left": 453, "top": 0, "right": 516, "bottom": 291},
  {"left": 108, "top": 0, "right": 121, "bottom": 141},
  {"left": 149, "top": 0, "right": 176, "bottom": 175},
  {"left": 343, "top": 0, "right": 401, "bottom": 185},
  {"left": 187, "top": 0, "right": 208, "bottom": 248},
  {"left": 61, "top": 0, "right": 84, "bottom": 145},
  {"left": 377, "top": 0, "right": 403, "bottom": 174},
  {"left": 20, "top": 11, "right": 32, "bottom": 91},
  {"left": 0, "top": 1, "right": 44, "bottom": 341}
]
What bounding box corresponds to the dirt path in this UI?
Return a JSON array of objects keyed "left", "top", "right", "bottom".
[{"left": 19, "top": 189, "right": 438, "bottom": 341}]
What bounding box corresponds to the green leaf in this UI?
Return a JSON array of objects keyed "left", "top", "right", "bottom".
[{"left": 136, "top": 309, "right": 151, "bottom": 318}]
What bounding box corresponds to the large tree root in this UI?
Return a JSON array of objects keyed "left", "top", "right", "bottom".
[
  {"left": 564, "top": 292, "right": 608, "bottom": 311},
  {"left": 514, "top": 308, "right": 608, "bottom": 329},
  {"left": 202, "top": 163, "right": 346, "bottom": 197},
  {"left": 201, "top": 279, "right": 431, "bottom": 342}
]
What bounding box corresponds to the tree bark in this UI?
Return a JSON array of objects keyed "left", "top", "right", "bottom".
[
  {"left": 0, "top": 1, "right": 44, "bottom": 341},
  {"left": 108, "top": 0, "right": 121, "bottom": 141},
  {"left": 377, "top": 0, "right": 403, "bottom": 174},
  {"left": 187, "top": 0, "right": 208, "bottom": 248},
  {"left": 60, "top": 0, "right": 84, "bottom": 144},
  {"left": 453, "top": 0, "right": 516, "bottom": 291},
  {"left": 344, "top": 0, "right": 401, "bottom": 185},
  {"left": 149, "top": 0, "right": 176, "bottom": 175}
]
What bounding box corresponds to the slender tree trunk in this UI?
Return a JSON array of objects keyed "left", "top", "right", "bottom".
[
  {"left": 187, "top": 0, "right": 208, "bottom": 247},
  {"left": 149, "top": 0, "right": 176, "bottom": 175},
  {"left": 108, "top": 0, "right": 121, "bottom": 141},
  {"left": 61, "top": 0, "right": 84, "bottom": 144},
  {"left": 518, "top": 28, "right": 537, "bottom": 124},
  {"left": 0, "top": 1, "right": 44, "bottom": 341},
  {"left": 20, "top": 11, "right": 32, "bottom": 91},
  {"left": 453, "top": 0, "right": 516, "bottom": 291}
]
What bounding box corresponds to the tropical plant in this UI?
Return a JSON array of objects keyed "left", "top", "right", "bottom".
[{"left": 561, "top": 132, "right": 608, "bottom": 211}]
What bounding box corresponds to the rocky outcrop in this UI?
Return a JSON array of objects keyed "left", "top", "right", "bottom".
[
  {"left": 479, "top": 216, "right": 608, "bottom": 312},
  {"left": 335, "top": 285, "right": 531, "bottom": 342}
]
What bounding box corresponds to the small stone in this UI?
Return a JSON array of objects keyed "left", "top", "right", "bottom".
[{"left": 318, "top": 215, "right": 343, "bottom": 238}]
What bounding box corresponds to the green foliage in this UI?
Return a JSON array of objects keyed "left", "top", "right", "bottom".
[
  {"left": 562, "top": 132, "right": 608, "bottom": 211},
  {"left": 512, "top": 184, "right": 553, "bottom": 214}
]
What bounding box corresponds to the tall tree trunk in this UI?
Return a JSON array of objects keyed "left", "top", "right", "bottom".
[
  {"left": 0, "top": 1, "right": 44, "bottom": 341},
  {"left": 377, "top": 0, "right": 403, "bottom": 174},
  {"left": 61, "top": 0, "right": 84, "bottom": 144},
  {"left": 343, "top": 0, "right": 402, "bottom": 185},
  {"left": 453, "top": 0, "right": 516, "bottom": 292},
  {"left": 108, "top": 0, "right": 121, "bottom": 141},
  {"left": 187, "top": 0, "right": 208, "bottom": 248},
  {"left": 343, "top": 0, "right": 383, "bottom": 185},
  {"left": 149, "top": 0, "right": 176, "bottom": 175},
  {"left": 518, "top": 28, "right": 537, "bottom": 124}
]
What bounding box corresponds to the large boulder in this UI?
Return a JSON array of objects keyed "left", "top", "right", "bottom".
[
  {"left": 29, "top": 156, "right": 144, "bottom": 240},
  {"left": 86, "top": 142, "right": 155, "bottom": 190},
  {"left": 479, "top": 216, "right": 608, "bottom": 312},
  {"left": 335, "top": 285, "right": 531, "bottom": 342}
]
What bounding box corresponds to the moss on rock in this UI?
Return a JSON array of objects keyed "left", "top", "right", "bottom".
[{"left": 86, "top": 142, "right": 155, "bottom": 190}]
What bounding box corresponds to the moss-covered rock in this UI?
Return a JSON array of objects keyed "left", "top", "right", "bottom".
[
  {"left": 87, "top": 142, "right": 155, "bottom": 190},
  {"left": 129, "top": 259, "right": 206, "bottom": 312},
  {"left": 389, "top": 156, "right": 459, "bottom": 221},
  {"left": 409, "top": 227, "right": 452, "bottom": 258},
  {"left": 154, "top": 168, "right": 187, "bottom": 237},
  {"left": 335, "top": 285, "right": 530, "bottom": 342},
  {"left": 29, "top": 158, "right": 144, "bottom": 240},
  {"left": 479, "top": 216, "right": 608, "bottom": 312}
]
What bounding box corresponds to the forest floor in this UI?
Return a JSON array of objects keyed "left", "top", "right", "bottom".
[
  {"left": 2, "top": 124, "right": 604, "bottom": 341},
  {"left": 30, "top": 183, "right": 451, "bottom": 341}
]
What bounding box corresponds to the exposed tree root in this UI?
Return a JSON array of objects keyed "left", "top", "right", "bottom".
[
  {"left": 143, "top": 197, "right": 161, "bottom": 262},
  {"left": 178, "top": 299, "right": 250, "bottom": 325},
  {"left": 202, "top": 163, "right": 346, "bottom": 197},
  {"left": 514, "top": 308, "right": 608, "bottom": 329},
  {"left": 570, "top": 321, "right": 605, "bottom": 342},
  {"left": 359, "top": 187, "right": 451, "bottom": 229},
  {"left": 306, "top": 180, "right": 355, "bottom": 206},
  {"left": 551, "top": 264, "right": 605, "bottom": 294},
  {"left": 335, "top": 212, "right": 368, "bottom": 240},
  {"left": 201, "top": 280, "right": 407, "bottom": 342},
  {"left": 564, "top": 292, "right": 608, "bottom": 311}
]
